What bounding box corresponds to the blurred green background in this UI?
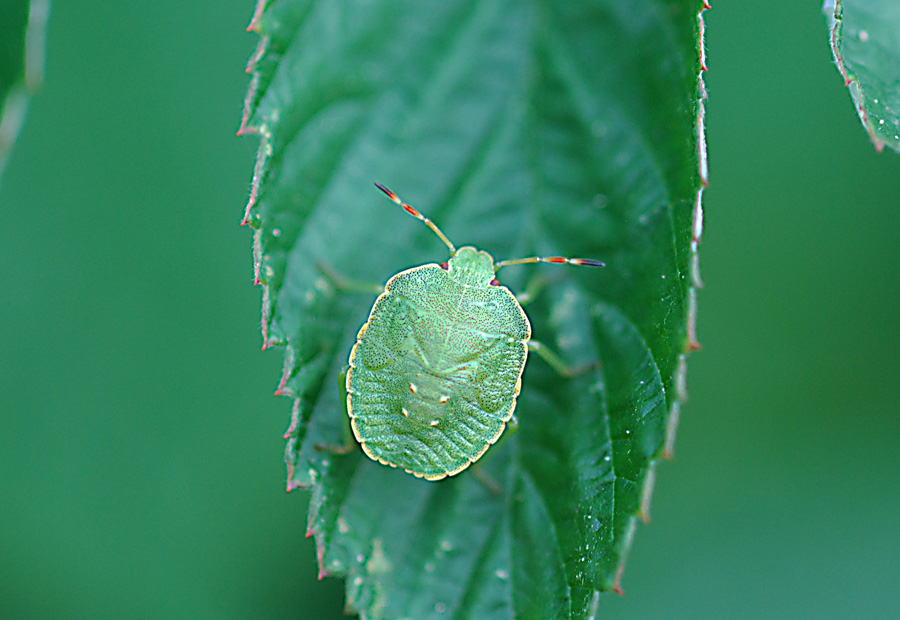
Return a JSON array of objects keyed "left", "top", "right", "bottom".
[{"left": 1, "top": 1, "right": 898, "bottom": 619}]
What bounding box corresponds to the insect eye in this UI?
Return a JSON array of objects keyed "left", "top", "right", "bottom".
[
  {"left": 440, "top": 262, "right": 449, "bottom": 270},
  {"left": 489, "top": 278, "right": 499, "bottom": 286}
]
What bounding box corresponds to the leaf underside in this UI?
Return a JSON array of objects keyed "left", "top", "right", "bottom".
[
  {"left": 825, "top": 0, "right": 900, "bottom": 153},
  {"left": 240, "top": 1, "right": 706, "bottom": 618}
]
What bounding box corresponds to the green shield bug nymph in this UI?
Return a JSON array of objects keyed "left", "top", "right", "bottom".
[{"left": 346, "top": 184, "right": 604, "bottom": 481}]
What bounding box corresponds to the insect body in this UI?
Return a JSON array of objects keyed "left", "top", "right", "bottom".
[{"left": 346, "top": 184, "right": 603, "bottom": 480}]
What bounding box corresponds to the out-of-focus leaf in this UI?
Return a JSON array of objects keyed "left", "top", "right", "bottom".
[
  {"left": 824, "top": 0, "right": 900, "bottom": 153},
  {"left": 0, "top": 0, "right": 47, "bottom": 182},
  {"left": 240, "top": 1, "right": 707, "bottom": 618}
]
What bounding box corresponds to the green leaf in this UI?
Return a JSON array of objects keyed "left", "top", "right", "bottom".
[
  {"left": 241, "top": 1, "right": 706, "bottom": 618},
  {"left": 824, "top": 0, "right": 900, "bottom": 153},
  {"left": 0, "top": 0, "right": 47, "bottom": 182}
]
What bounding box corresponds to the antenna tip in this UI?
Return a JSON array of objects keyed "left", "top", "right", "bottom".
[{"left": 374, "top": 182, "right": 401, "bottom": 204}]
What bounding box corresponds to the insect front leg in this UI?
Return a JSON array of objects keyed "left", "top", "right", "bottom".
[
  {"left": 514, "top": 275, "right": 549, "bottom": 306},
  {"left": 527, "top": 340, "right": 600, "bottom": 377},
  {"left": 316, "top": 262, "right": 384, "bottom": 295}
]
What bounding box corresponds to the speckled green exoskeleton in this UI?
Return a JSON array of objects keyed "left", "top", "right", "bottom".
[{"left": 346, "top": 184, "right": 604, "bottom": 481}]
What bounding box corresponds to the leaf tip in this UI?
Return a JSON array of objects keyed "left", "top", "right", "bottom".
[
  {"left": 262, "top": 333, "right": 282, "bottom": 351},
  {"left": 287, "top": 476, "right": 305, "bottom": 493},
  {"left": 239, "top": 196, "right": 257, "bottom": 227},
  {"left": 246, "top": 0, "right": 266, "bottom": 32},
  {"left": 639, "top": 464, "right": 657, "bottom": 523},
  {"left": 285, "top": 456, "right": 301, "bottom": 493},
  {"left": 614, "top": 561, "right": 627, "bottom": 596}
]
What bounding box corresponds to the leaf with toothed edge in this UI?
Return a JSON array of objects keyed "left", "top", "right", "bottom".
[
  {"left": 824, "top": 0, "right": 900, "bottom": 154},
  {"left": 240, "top": 1, "right": 707, "bottom": 618}
]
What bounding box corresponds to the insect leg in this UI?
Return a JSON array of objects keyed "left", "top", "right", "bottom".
[
  {"left": 316, "top": 262, "right": 384, "bottom": 295},
  {"left": 468, "top": 415, "right": 519, "bottom": 495},
  {"left": 514, "top": 275, "right": 549, "bottom": 306},
  {"left": 471, "top": 468, "right": 503, "bottom": 496},
  {"left": 528, "top": 340, "right": 600, "bottom": 377},
  {"left": 507, "top": 414, "right": 519, "bottom": 433},
  {"left": 314, "top": 365, "right": 357, "bottom": 455}
]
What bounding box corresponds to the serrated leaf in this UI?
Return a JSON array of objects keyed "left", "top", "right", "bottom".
[
  {"left": 241, "top": 1, "right": 706, "bottom": 618},
  {"left": 0, "top": 0, "right": 47, "bottom": 183},
  {"left": 824, "top": 0, "right": 900, "bottom": 153}
]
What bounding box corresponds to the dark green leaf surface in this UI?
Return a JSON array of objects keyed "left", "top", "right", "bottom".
[
  {"left": 825, "top": 0, "right": 900, "bottom": 153},
  {"left": 0, "top": 0, "right": 46, "bottom": 182},
  {"left": 241, "top": 1, "right": 706, "bottom": 617}
]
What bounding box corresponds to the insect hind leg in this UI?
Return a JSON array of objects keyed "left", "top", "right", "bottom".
[
  {"left": 314, "top": 365, "right": 358, "bottom": 455},
  {"left": 468, "top": 415, "right": 519, "bottom": 495}
]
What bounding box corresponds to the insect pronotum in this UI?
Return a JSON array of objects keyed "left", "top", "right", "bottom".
[{"left": 345, "top": 183, "right": 604, "bottom": 480}]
